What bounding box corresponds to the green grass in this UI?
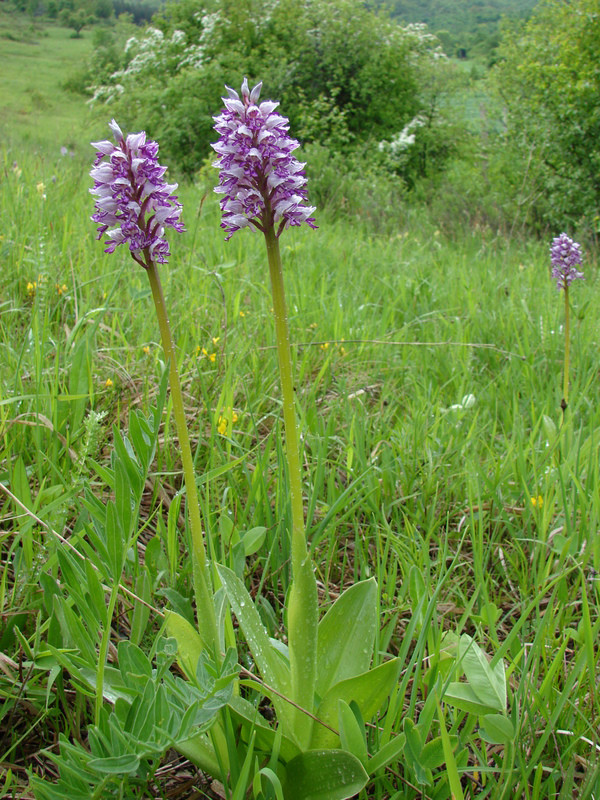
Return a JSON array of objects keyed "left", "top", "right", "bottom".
[{"left": 1, "top": 11, "right": 600, "bottom": 800}]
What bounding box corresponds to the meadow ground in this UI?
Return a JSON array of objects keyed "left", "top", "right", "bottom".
[{"left": 1, "top": 14, "right": 600, "bottom": 800}]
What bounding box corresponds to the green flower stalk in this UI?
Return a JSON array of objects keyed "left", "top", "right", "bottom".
[
  {"left": 550, "top": 233, "right": 584, "bottom": 412},
  {"left": 213, "top": 79, "right": 318, "bottom": 745},
  {"left": 90, "top": 121, "right": 218, "bottom": 658}
]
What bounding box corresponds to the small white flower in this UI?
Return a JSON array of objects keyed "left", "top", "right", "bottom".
[{"left": 444, "top": 394, "right": 476, "bottom": 413}]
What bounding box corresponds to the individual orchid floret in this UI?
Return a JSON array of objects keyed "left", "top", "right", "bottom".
[
  {"left": 550, "top": 233, "right": 584, "bottom": 290},
  {"left": 212, "top": 79, "right": 317, "bottom": 240},
  {"left": 90, "top": 119, "right": 184, "bottom": 266}
]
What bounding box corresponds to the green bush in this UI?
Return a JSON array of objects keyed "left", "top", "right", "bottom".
[
  {"left": 492, "top": 0, "right": 600, "bottom": 232},
  {"left": 87, "top": 0, "right": 458, "bottom": 182}
]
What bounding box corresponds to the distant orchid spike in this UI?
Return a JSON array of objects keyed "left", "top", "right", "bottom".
[
  {"left": 212, "top": 78, "right": 317, "bottom": 239},
  {"left": 550, "top": 233, "right": 584, "bottom": 290},
  {"left": 90, "top": 119, "right": 184, "bottom": 266}
]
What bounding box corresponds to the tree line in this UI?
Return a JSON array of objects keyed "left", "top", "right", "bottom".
[{"left": 12, "top": 0, "right": 600, "bottom": 236}]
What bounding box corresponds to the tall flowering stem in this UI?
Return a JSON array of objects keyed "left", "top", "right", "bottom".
[
  {"left": 144, "top": 261, "right": 218, "bottom": 653},
  {"left": 563, "top": 286, "right": 570, "bottom": 410},
  {"left": 264, "top": 227, "right": 307, "bottom": 566},
  {"left": 90, "top": 121, "right": 218, "bottom": 662},
  {"left": 213, "top": 80, "right": 318, "bottom": 747},
  {"left": 550, "top": 233, "right": 584, "bottom": 412}
]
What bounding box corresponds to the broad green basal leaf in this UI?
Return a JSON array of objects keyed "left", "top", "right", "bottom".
[
  {"left": 217, "top": 565, "right": 298, "bottom": 742},
  {"left": 442, "top": 682, "right": 501, "bottom": 716},
  {"left": 459, "top": 634, "right": 506, "bottom": 712},
  {"left": 282, "top": 749, "right": 368, "bottom": 800},
  {"left": 217, "top": 565, "right": 291, "bottom": 696},
  {"left": 478, "top": 713, "right": 515, "bottom": 745},
  {"left": 366, "top": 732, "right": 406, "bottom": 775},
  {"left": 337, "top": 700, "right": 368, "bottom": 766},
  {"left": 316, "top": 579, "right": 377, "bottom": 698},
  {"left": 310, "top": 658, "right": 399, "bottom": 749},
  {"left": 164, "top": 610, "right": 205, "bottom": 681}
]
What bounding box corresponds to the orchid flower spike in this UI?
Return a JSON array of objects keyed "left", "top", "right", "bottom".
[
  {"left": 212, "top": 79, "right": 317, "bottom": 240},
  {"left": 90, "top": 119, "right": 184, "bottom": 266},
  {"left": 550, "top": 233, "right": 584, "bottom": 291}
]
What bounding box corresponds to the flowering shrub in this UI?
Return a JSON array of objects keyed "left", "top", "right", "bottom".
[{"left": 87, "top": 0, "right": 451, "bottom": 179}]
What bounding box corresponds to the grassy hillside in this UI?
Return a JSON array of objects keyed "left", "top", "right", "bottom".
[
  {"left": 0, "top": 11, "right": 98, "bottom": 154},
  {"left": 1, "top": 9, "right": 600, "bottom": 800},
  {"left": 382, "top": 0, "right": 538, "bottom": 56},
  {"left": 385, "top": 0, "right": 538, "bottom": 31}
]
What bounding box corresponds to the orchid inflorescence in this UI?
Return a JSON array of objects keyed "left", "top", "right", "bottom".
[
  {"left": 90, "top": 119, "right": 184, "bottom": 266},
  {"left": 550, "top": 233, "right": 584, "bottom": 412},
  {"left": 212, "top": 78, "right": 317, "bottom": 239},
  {"left": 550, "top": 232, "right": 584, "bottom": 290}
]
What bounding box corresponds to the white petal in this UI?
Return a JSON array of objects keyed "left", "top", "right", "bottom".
[{"left": 108, "top": 119, "right": 124, "bottom": 140}]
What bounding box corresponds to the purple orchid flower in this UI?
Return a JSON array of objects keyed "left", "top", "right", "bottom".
[
  {"left": 90, "top": 119, "right": 184, "bottom": 266},
  {"left": 212, "top": 79, "right": 317, "bottom": 240}
]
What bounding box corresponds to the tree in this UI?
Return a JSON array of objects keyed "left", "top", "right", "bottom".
[
  {"left": 88, "top": 0, "right": 449, "bottom": 178},
  {"left": 493, "top": 0, "right": 600, "bottom": 231},
  {"left": 60, "top": 6, "right": 93, "bottom": 36}
]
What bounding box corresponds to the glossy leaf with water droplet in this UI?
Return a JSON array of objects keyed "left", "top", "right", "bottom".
[
  {"left": 310, "top": 658, "right": 400, "bottom": 749},
  {"left": 316, "top": 579, "right": 377, "bottom": 698},
  {"left": 282, "top": 749, "right": 368, "bottom": 800},
  {"left": 217, "top": 565, "right": 297, "bottom": 741}
]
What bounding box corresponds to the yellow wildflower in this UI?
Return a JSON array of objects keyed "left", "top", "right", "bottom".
[
  {"left": 105, "top": 378, "right": 114, "bottom": 389},
  {"left": 320, "top": 342, "right": 329, "bottom": 351},
  {"left": 212, "top": 336, "right": 220, "bottom": 346},
  {"left": 531, "top": 495, "right": 543, "bottom": 508},
  {"left": 217, "top": 409, "right": 238, "bottom": 435},
  {"left": 198, "top": 347, "right": 216, "bottom": 363},
  {"left": 26, "top": 281, "right": 37, "bottom": 296},
  {"left": 142, "top": 345, "right": 150, "bottom": 355},
  {"left": 239, "top": 310, "right": 246, "bottom": 318},
  {"left": 56, "top": 283, "right": 68, "bottom": 295}
]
